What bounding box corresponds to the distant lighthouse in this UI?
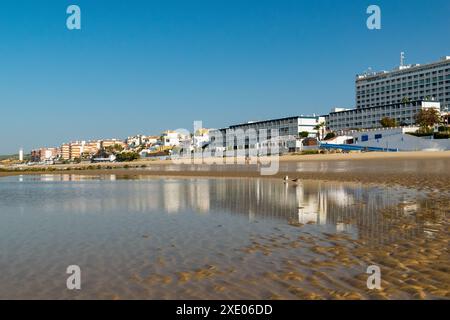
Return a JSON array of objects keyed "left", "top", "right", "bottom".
[{"left": 19, "top": 148, "right": 24, "bottom": 162}]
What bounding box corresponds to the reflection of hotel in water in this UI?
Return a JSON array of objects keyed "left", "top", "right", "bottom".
[
  {"left": 30, "top": 175, "right": 427, "bottom": 244},
  {"left": 210, "top": 179, "right": 426, "bottom": 244}
]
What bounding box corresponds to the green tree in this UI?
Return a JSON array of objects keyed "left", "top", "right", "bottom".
[
  {"left": 299, "top": 131, "right": 309, "bottom": 138},
  {"left": 379, "top": 117, "right": 397, "bottom": 128},
  {"left": 105, "top": 144, "right": 124, "bottom": 154},
  {"left": 414, "top": 108, "right": 442, "bottom": 130},
  {"left": 116, "top": 151, "right": 139, "bottom": 162},
  {"left": 323, "top": 132, "right": 336, "bottom": 141}
]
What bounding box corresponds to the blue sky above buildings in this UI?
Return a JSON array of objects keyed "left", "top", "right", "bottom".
[{"left": 0, "top": 0, "right": 449, "bottom": 154}]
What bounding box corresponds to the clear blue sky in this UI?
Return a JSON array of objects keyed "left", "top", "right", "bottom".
[{"left": 0, "top": 0, "right": 449, "bottom": 154}]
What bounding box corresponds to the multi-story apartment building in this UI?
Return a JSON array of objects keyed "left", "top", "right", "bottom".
[
  {"left": 83, "top": 141, "right": 101, "bottom": 156},
  {"left": 101, "top": 139, "right": 126, "bottom": 150},
  {"left": 210, "top": 115, "right": 325, "bottom": 152},
  {"left": 30, "top": 149, "right": 41, "bottom": 162},
  {"left": 356, "top": 56, "right": 450, "bottom": 111},
  {"left": 61, "top": 143, "right": 71, "bottom": 160},
  {"left": 227, "top": 116, "right": 324, "bottom": 138},
  {"left": 161, "top": 131, "right": 189, "bottom": 147},
  {"left": 326, "top": 100, "right": 440, "bottom": 132},
  {"left": 30, "top": 147, "right": 59, "bottom": 162},
  {"left": 60, "top": 140, "right": 102, "bottom": 160},
  {"left": 69, "top": 141, "right": 85, "bottom": 160}
]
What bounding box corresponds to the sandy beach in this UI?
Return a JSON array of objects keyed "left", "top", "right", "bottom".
[
  {"left": 2, "top": 151, "right": 450, "bottom": 189},
  {"left": 1, "top": 151, "right": 449, "bottom": 299}
]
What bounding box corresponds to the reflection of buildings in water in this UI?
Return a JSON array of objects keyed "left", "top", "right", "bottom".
[
  {"left": 35, "top": 176, "right": 212, "bottom": 215},
  {"left": 295, "top": 182, "right": 321, "bottom": 224},
  {"left": 294, "top": 182, "right": 355, "bottom": 226},
  {"left": 325, "top": 187, "right": 426, "bottom": 245},
  {"left": 400, "top": 202, "right": 418, "bottom": 216},
  {"left": 163, "top": 180, "right": 182, "bottom": 214},
  {"left": 17, "top": 175, "right": 429, "bottom": 245},
  {"left": 327, "top": 187, "right": 355, "bottom": 207},
  {"left": 188, "top": 179, "right": 210, "bottom": 214},
  {"left": 39, "top": 174, "right": 58, "bottom": 182},
  {"left": 336, "top": 222, "right": 355, "bottom": 233},
  {"left": 211, "top": 179, "right": 299, "bottom": 221},
  {"left": 211, "top": 179, "right": 427, "bottom": 245},
  {"left": 209, "top": 179, "right": 355, "bottom": 223}
]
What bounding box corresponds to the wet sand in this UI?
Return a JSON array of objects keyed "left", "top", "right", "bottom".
[{"left": 1, "top": 152, "right": 449, "bottom": 299}]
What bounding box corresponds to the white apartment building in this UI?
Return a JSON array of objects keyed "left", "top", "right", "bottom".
[
  {"left": 126, "top": 135, "right": 159, "bottom": 148},
  {"left": 210, "top": 115, "right": 325, "bottom": 152},
  {"left": 356, "top": 56, "right": 450, "bottom": 112},
  {"left": 193, "top": 128, "right": 210, "bottom": 149},
  {"left": 326, "top": 100, "right": 440, "bottom": 131},
  {"left": 228, "top": 115, "right": 324, "bottom": 138},
  {"left": 161, "top": 130, "right": 190, "bottom": 147},
  {"left": 126, "top": 135, "right": 145, "bottom": 148},
  {"left": 161, "top": 131, "right": 180, "bottom": 147}
]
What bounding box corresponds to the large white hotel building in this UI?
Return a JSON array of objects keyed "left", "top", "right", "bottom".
[
  {"left": 356, "top": 56, "right": 450, "bottom": 111},
  {"left": 326, "top": 56, "right": 449, "bottom": 131}
]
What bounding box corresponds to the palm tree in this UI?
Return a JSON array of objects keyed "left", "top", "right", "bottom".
[
  {"left": 401, "top": 97, "right": 410, "bottom": 104},
  {"left": 314, "top": 122, "right": 326, "bottom": 140}
]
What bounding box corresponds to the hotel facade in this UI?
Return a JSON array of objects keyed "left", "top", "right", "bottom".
[
  {"left": 356, "top": 56, "right": 450, "bottom": 112},
  {"left": 210, "top": 115, "right": 325, "bottom": 153}
]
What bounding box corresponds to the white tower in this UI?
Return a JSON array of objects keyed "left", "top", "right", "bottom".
[{"left": 19, "top": 148, "right": 24, "bottom": 162}]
